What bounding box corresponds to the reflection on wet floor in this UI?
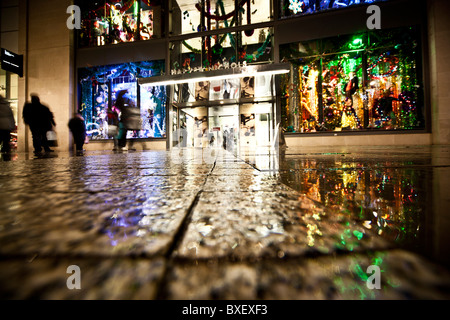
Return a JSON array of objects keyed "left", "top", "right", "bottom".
[{"left": 244, "top": 146, "right": 449, "bottom": 268}]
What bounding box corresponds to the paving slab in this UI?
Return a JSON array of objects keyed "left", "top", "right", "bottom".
[
  {"left": 0, "top": 189, "right": 198, "bottom": 258},
  {"left": 164, "top": 250, "right": 450, "bottom": 300},
  {"left": 0, "top": 257, "right": 165, "bottom": 300},
  {"left": 175, "top": 189, "right": 390, "bottom": 260}
]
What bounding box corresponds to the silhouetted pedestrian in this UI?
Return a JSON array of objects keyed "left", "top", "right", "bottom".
[
  {"left": 115, "top": 90, "right": 140, "bottom": 151},
  {"left": 68, "top": 113, "right": 87, "bottom": 156},
  {"left": 107, "top": 105, "right": 120, "bottom": 151},
  {"left": 0, "top": 95, "right": 15, "bottom": 154},
  {"left": 22, "top": 94, "right": 56, "bottom": 156}
]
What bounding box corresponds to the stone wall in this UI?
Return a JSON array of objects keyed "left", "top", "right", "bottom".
[
  {"left": 17, "top": 0, "right": 74, "bottom": 153},
  {"left": 428, "top": 0, "right": 450, "bottom": 145}
]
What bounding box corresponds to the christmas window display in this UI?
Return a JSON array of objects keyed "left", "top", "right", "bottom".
[
  {"left": 280, "top": 26, "right": 424, "bottom": 133},
  {"left": 77, "top": 0, "right": 162, "bottom": 48},
  {"left": 170, "top": 0, "right": 272, "bottom": 36},
  {"left": 281, "top": 58, "right": 320, "bottom": 133},
  {"left": 280, "top": 0, "right": 388, "bottom": 19},
  {"left": 78, "top": 60, "right": 166, "bottom": 139},
  {"left": 238, "top": 27, "right": 273, "bottom": 65},
  {"left": 170, "top": 28, "right": 272, "bottom": 78},
  {"left": 322, "top": 52, "right": 364, "bottom": 131}
]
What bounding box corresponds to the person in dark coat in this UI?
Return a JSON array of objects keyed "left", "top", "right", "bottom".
[
  {"left": 68, "top": 113, "right": 87, "bottom": 156},
  {"left": 22, "top": 93, "right": 56, "bottom": 156},
  {"left": 115, "top": 90, "right": 140, "bottom": 151},
  {"left": 0, "top": 95, "right": 15, "bottom": 154}
]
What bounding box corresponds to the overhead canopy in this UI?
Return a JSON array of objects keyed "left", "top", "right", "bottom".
[{"left": 138, "top": 63, "right": 290, "bottom": 87}]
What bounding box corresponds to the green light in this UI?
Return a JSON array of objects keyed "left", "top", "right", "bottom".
[
  {"left": 353, "top": 38, "right": 362, "bottom": 45},
  {"left": 353, "top": 230, "right": 364, "bottom": 240},
  {"left": 349, "top": 37, "right": 364, "bottom": 50},
  {"left": 134, "top": 1, "right": 138, "bottom": 16}
]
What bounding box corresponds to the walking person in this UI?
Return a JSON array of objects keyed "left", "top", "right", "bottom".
[
  {"left": 115, "top": 90, "right": 129, "bottom": 151},
  {"left": 68, "top": 112, "right": 87, "bottom": 156},
  {"left": 0, "top": 95, "right": 15, "bottom": 154},
  {"left": 107, "top": 105, "right": 120, "bottom": 151},
  {"left": 115, "top": 90, "right": 140, "bottom": 151},
  {"left": 22, "top": 94, "right": 56, "bottom": 156}
]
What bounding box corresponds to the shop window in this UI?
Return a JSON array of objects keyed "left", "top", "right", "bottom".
[
  {"left": 169, "top": 27, "right": 272, "bottom": 88},
  {"left": 280, "top": 0, "right": 388, "bottom": 19},
  {"left": 78, "top": 60, "right": 166, "bottom": 139},
  {"left": 238, "top": 27, "right": 273, "bottom": 65},
  {"left": 170, "top": 0, "right": 272, "bottom": 36},
  {"left": 280, "top": 26, "right": 425, "bottom": 133},
  {"left": 322, "top": 52, "right": 364, "bottom": 131},
  {"left": 283, "top": 59, "right": 320, "bottom": 133},
  {"left": 77, "top": 0, "right": 163, "bottom": 48}
]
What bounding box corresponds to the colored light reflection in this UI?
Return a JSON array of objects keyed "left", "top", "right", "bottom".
[{"left": 280, "top": 157, "right": 428, "bottom": 252}]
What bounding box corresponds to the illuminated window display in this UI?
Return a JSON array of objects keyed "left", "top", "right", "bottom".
[
  {"left": 78, "top": 60, "right": 166, "bottom": 139},
  {"left": 77, "top": 0, "right": 162, "bottom": 48},
  {"left": 280, "top": 27, "right": 425, "bottom": 133},
  {"left": 170, "top": 0, "right": 272, "bottom": 36},
  {"left": 280, "top": 0, "right": 388, "bottom": 18},
  {"left": 170, "top": 28, "right": 273, "bottom": 79}
]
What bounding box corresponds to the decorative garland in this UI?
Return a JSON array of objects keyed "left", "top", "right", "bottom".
[
  {"left": 182, "top": 41, "right": 201, "bottom": 54},
  {"left": 181, "top": 32, "right": 272, "bottom": 64},
  {"left": 244, "top": 33, "right": 272, "bottom": 62},
  {"left": 367, "top": 53, "right": 399, "bottom": 79}
]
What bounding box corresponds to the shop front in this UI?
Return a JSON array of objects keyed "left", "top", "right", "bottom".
[
  {"left": 138, "top": 63, "right": 289, "bottom": 154},
  {"left": 72, "top": 0, "right": 434, "bottom": 152}
]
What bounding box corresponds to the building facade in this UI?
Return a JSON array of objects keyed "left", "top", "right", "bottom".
[{"left": 4, "top": 0, "right": 450, "bottom": 154}]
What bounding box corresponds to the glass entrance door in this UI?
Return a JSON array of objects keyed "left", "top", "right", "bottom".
[
  {"left": 179, "top": 107, "right": 207, "bottom": 148},
  {"left": 208, "top": 105, "right": 239, "bottom": 152}
]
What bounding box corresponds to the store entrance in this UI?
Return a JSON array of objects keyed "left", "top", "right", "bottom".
[
  {"left": 179, "top": 107, "right": 208, "bottom": 148},
  {"left": 208, "top": 105, "right": 239, "bottom": 150},
  {"left": 177, "top": 102, "right": 273, "bottom": 152}
]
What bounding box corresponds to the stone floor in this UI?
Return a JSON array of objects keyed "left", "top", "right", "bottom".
[{"left": 1, "top": 145, "right": 450, "bottom": 300}]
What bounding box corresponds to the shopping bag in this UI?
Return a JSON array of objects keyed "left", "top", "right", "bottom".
[
  {"left": 46, "top": 130, "right": 58, "bottom": 147},
  {"left": 107, "top": 124, "right": 118, "bottom": 137},
  {"left": 124, "top": 107, "right": 142, "bottom": 130}
]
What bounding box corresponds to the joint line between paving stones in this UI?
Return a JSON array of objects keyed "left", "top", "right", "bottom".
[{"left": 155, "top": 159, "right": 217, "bottom": 299}]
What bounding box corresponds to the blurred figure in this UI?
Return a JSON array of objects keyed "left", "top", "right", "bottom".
[
  {"left": 115, "top": 90, "right": 140, "bottom": 151},
  {"left": 0, "top": 95, "right": 15, "bottom": 154},
  {"left": 107, "top": 105, "right": 120, "bottom": 151},
  {"left": 22, "top": 94, "right": 56, "bottom": 156},
  {"left": 115, "top": 90, "right": 129, "bottom": 151},
  {"left": 68, "top": 112, "right": 87, "bottom": 156}
]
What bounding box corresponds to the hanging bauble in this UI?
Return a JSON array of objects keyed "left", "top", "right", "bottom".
[
  {"left": 197, "top": 25, "right": 206, "bottom": 32},
  {"left": 244, "top": 29, "right": 254, "bottom": 37}
]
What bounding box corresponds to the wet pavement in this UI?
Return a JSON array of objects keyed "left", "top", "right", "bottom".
[{"left": 0, "top": 145, "right": 450, "bottom": 300}]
